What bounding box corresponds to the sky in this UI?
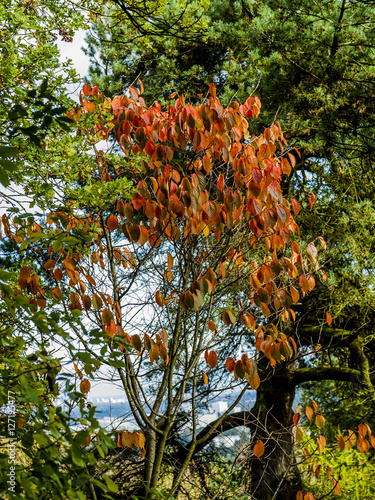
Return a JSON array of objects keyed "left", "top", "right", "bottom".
[{"left": 56, "top": 29, "right": 91, "bottom": 98}]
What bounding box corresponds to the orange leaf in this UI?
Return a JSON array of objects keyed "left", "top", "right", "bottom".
[
  {"left": 250, "top": 373, "right": 260, "bottom": 390},
  {"left": 80, "top": 379, "right": 91, "bottom": 394},
  {"left": 44, "top": 260, "right": 55, "bottom": 270},
  {"left": 207, "top": 321, "right": 217, "bottom": 331},
  {"left": 290, "top": 286, "right": 300, "bottom": 303},
  {"left": 54, "top": 268, "right": 63, "bottom": 282},
  {"left": 209, "top": 82, "right": 216, "bottom": 98},
  {"left": 326, "top": 312, "right": 332, "bottom": 325},
  {"left": 220, "top": 262, "right": 226, "bottom": 279},
  {"left": 52, "top": 286, "right": 62, "bottom": 300},
  {"left": 333, "top": 480, "right": 340, "bottom": 496},
  {"left": 202, "top": 370, "right": 208, "bottom": 385},
  {"left": 253, "top": 439, "right": 265, "bottom": 459},
  {"left": 205, "top": 350, "right": 218, "bottom": 369},
  {"left": 82, "top": 83, "right": 92, "bottom": 96},
  {"left": 305, "top": 406, "right": 313, "bottom": 421},
  {"left": 338, "top": 436, "right": 345, "bottom": 452},
  {"left": 293, "top": 412, "right": 300, "bottom": 426},
  {"left": 358, "top": 422, "right": 369, "bottom": 437},
  {"left": 85, "top": 101, "right": 95, "bottom": 112},
  {"left": 167, "top": 252, "right": 173, "bottom": 271},
  {"left": 155, "top": 290, "right": 163, "bottom": 307},
  {"left": 225, "top": 357, "right": 235, "bottom": 373}
]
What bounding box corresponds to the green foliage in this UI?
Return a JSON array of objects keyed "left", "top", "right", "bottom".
[
  {"left": 0, "top": 269, "right": 116, "bottom": 499},
  {"left": 0, "top": 0, "right": 87, "bottom": 186},
  {"left": 301, "top": 439, "right": 375, "bottom": 499}
]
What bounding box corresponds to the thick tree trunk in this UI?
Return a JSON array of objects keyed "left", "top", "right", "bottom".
[{"left": 250, "top": 366, "right": 302, "bottom": 500}]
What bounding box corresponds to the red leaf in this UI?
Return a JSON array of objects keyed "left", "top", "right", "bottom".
[
  {"left": 206, "top": 350, "right": 218, "bottom": 369},
  {"left": 54, "top": 268, "right": 63, "bottom": 282},
  {"left": 291, "top": 198, "right": 300, "bottom": 216},
  {"left": 132, "top": 193, "right": 144, "bottom": 211},
  {"left": 308, "top": 191, "right": 316, "bottom": 210},
  {"left": 217, "top": 174, "right": 225, "bottom": 192},
  {"left": 107, "top": 214, "right": 119, "bottom": 231},
  {"left": 225, "top": 357, "right": 235, "bottom": 373},
  {"left": 128, "top": 223, "right": 141, "bottom": 242},
  {"left": 209, "top": 83, "right": 216, "bottom": 98},
  {"left": 129, "top": 86, "right": 139, "bottom": 100},
  {"left": 173, "top": 201, "right": 185, "bottom": 219},
  {"left": 144, "top": 141, "right": 156, "bottom": 158},
  {"left": 82, "top": 295, "right": 92, "bottom": 310},
  {"left": 326, "top": 312, "right": 332, "bottom": 326}
]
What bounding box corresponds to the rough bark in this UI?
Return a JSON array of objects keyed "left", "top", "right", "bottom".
[{"left": 249, "top": 367, "right": 302, "bottom": 500}]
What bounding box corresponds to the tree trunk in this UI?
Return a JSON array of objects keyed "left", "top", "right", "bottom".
[{"left": 250, "top": 366, "right": 302, "bottom": 500}]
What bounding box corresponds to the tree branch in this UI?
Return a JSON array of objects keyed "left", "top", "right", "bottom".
[
  {"left": 292, "top": 366, "right": 361, "bottom": 386},
  {"left": 175, "top": 408, "right": 256, "bottom": 460}
]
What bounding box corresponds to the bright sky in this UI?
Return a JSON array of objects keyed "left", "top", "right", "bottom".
[{"left": 55, "top": 29, "right": 91, "bottom": 101}]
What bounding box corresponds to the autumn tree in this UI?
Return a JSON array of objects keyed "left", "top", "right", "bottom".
[
  {"left": 83, "top": 0, "right": 375, "bottom": 495},
  {"left": 3, "top": 74, "right": 355, "bottom": 500}
]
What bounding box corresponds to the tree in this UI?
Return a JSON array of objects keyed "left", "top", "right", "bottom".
[
  {"left": 3, "top": 79, "right": 336, "bottom": 499},
  {"left": 84, "top": 1, "right": 375, "bottom": 495},
  {"left": 0, "top": 2, "right": 122, "bottom": 499}
]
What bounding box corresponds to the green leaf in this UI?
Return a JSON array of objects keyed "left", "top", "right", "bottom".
[
  {"left": 0, "top": 146, "right": 18, "bottom": 157},
  {"left": 0, "top": 158, "right": 17, "bottom": 170},
  {"left": 19, "top": 240, "right": 29, "bottom": 251},
  {"left": 0, "top": 169, "right": 10, "bottom": 187},
  {"left": 96, "top": 445, "right": 105, "bottom": 458},
  {"left": 102, "top": 474, "right": 119, "bottom": 493},
  {"left": 62, "top": 236, "right": 80, "bottom": 245}
]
